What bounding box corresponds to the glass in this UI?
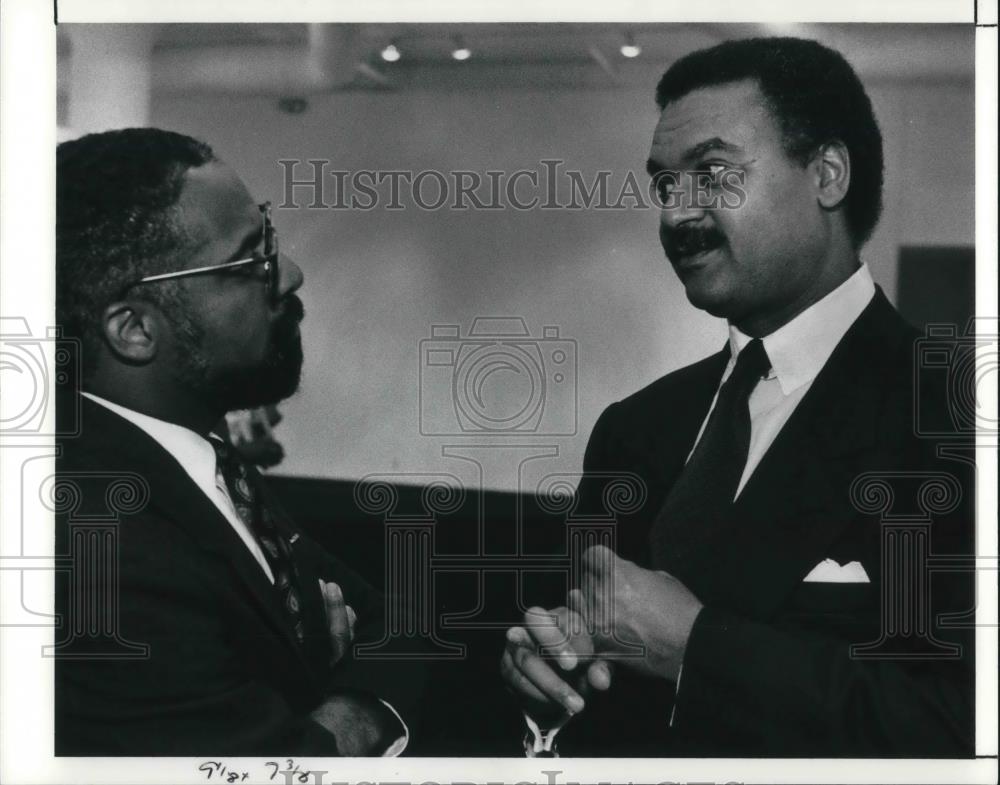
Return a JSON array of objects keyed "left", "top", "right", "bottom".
[{"left": 121, "top": 202, "right": 279, "bottom": 303}]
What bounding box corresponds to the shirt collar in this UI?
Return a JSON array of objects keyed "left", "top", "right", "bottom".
[
  {"left": 727, "top": 264, "right": 876, "bottom": 395},
  {"left": 81, "top": 392, "right": 222, "bottom": 483}
]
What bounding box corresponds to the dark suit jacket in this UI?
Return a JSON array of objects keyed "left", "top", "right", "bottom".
[
  {"left": 567, "top": 289, "right": 975, "bottom": 757},
  {"left": 54, "top": 395, "right": 426, "bottom": 755}
]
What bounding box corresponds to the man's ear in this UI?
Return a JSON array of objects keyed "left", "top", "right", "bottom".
[
  {"left": 101, "top": 301, "right": 160, "bottom": 364},
  {"left": 813, "top": 140, "right": 851, "bottom": 210}
]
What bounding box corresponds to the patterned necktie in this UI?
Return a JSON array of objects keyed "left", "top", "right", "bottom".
[
  {"left": 649, "top": 338, "right": 771, "bottom": 570},
  {"left": 212, "top": 439, "right": 306, "bottom": 645}
]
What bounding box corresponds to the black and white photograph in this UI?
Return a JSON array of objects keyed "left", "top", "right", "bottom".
[{"left": 0, "top": 1, "right": 996, "bottom": 783}]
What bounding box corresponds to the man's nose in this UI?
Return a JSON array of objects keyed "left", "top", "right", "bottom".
[
  {"left": 277, "top": 254, "right": 304, "bottom": 297},
  {"left": 658, "top": 197, "right": 707, "bottom": 232}
]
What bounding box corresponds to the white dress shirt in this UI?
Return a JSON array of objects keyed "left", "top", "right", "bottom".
[
  {"left": 82, "top": 392, "right": 275, "bottom": 580},
  {"left": 692, "top": 263, "right": 876, "bottom": 497}
]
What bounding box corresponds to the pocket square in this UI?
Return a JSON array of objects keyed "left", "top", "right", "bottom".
[{"left": 803, "top": 558, "right": 870, "bottom": 583}]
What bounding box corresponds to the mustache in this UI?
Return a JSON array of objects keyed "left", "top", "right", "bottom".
[
  {"left": 662, "top": 225, "right": 726, "bottom": 261},
  {"left": 276, "top": 294, "right": 305, "bottom": 328}
]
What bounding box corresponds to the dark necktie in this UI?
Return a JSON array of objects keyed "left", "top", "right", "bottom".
[
  {"left": 212, "top": 439, "right": 306, "bottom": 645},
  {"left": 649, "top": 338, "right": 771, "bottom": 570}
]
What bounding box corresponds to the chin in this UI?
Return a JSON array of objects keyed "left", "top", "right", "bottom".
[
  {"left": 212, "top": 354, "right": 304, "bottom": 411},
  {"left": 257, "top": 336, "right": 305, "bottom": 405},
  {"left": 681, "top": 276, "right": 739, "bottom": 320},
  {"left": 226, "top": 379, "right": 300, "bottom": 411},
  {"left": 254, "top": 360, "right": 304, "bottom": 408}
]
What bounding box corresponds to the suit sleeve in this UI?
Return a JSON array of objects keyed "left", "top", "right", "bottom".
[
  {"left": 576, "top": 402, "right": 621, "bottom": 516},
  {"left": 576, "top": 401, "right": 657, "bottom": 566},
  {"left": 56, "top": 510, "right": 343, "bottom": 756}
]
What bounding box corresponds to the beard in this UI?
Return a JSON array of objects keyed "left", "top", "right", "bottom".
[{"left": 167, "top": 295, "right": 305, "bottom": 412}]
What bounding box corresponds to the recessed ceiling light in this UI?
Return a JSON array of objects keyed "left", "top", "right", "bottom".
[
  {"left": 451, "top": 37, "right": 471, "bottom": 61},
  {"left": 620, "top": 33, "right": 641, "bottom": 59}
]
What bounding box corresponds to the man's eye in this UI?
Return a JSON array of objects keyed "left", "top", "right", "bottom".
[
  {"left": 656, "top": 180, "right": 675, "bottom": 201},
  {"left": 703, "top": 164, "right": 727, "bottom": 183},
  {"left": 247, "top": 261, "right": 269, "bottom": 278},
  {"left": 651, "top": 174, "right": 681, "bottom": 203},
  {"left": 224, "top": 261, "right": 265, "bottom": 279}
]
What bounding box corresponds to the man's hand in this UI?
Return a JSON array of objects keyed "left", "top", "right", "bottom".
[
  {"left": 319, "top": 580, "right": 356, "bottom": 668},
  {"left": 501, "top": 605, "right": 613, "bottom": 725},
  {"left": 575, "top": 544, "right": 703, "bottom": 682},
  {"left": 309, "top": 691, "right": 401, "bottom": 756}
]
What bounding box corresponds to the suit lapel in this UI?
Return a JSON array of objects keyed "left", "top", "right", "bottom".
[
  {"left": 641, "top": 348, "right": 731, "bottom": 501},
  {"left": 603, "top": 348, "right": 728, "bottom": 566},
  {"left": 72, "top": 396, "right": 320, "bottom": 670},
  {"left": 665, "top": 291, "right": 907, "bottom": 618}
]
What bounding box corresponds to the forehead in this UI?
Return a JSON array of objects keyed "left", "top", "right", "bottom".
[
  {"left": 649, "top": 78, "right": 781, "bottom": 163},
  {"left": 175, "top": 161, "right": 260, "bottom": 248}
]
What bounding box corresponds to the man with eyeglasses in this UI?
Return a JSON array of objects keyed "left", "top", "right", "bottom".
[{"left": 54, "top": 128, "right": 422, "bottom": 756}]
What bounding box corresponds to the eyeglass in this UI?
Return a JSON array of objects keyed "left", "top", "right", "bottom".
[{"left": 121, "top": 202, "right": 280, "bottom": 304}]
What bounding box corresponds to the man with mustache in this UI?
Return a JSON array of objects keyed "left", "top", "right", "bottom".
[
  {"left": 54, "top": 128, "right": 420, "bottom": 755},
  {"left": 503, "top": 37, "right": 974, "bottom": 756}
]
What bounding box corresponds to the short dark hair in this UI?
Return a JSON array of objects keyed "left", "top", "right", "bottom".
[
  {"left": 56, "top": 127, "right": 216, "bottom": 378},
  {"left": 656, "top": 37, "right": 884, "bottom": 247}
]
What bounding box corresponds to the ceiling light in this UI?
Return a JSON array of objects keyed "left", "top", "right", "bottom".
[
  {"left": 380, "top": 42, "right": 401, "bottom": 62},
  {"left": 451, "top": 37, "right": 471, "bottom": 61},
  {"left": 620, "top": 33, "right": 641, "bottom": 59}
]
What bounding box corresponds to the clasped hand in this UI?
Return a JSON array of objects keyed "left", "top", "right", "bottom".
[
  {"left": 500, "top": 545, "right": 704, "bottom": 721},
  {"left": 320, "top": 580, "right": 356, "bottom": 667},
  {"left": 312, "top": 581, "right": 400, "bottom": 755}
]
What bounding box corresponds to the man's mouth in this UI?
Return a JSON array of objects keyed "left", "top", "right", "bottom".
[
  {"left": 671, "top": 243, "right": 724, "bottom": 269},
  {"left": 281, "top": 295, "right": 305, "bottom": 322},
  {"left": 274, "top": 295, "right": 305, "bottom": 332}
]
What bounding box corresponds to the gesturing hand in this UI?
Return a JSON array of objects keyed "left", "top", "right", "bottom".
[
  {"left": 501, "top": 605, "right": 613, "bottom": 726},
  {"left": 319, "top": 580, "right": 356, "bottom": 668},
  {"left": 574, "top": 544, "right": 703, "bottom": 682}
]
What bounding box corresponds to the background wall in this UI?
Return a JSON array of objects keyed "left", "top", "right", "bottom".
[{"left": 59, "top": 24, "right": 976, "bottom": 489}]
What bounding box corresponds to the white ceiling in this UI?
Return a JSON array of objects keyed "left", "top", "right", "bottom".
[{"left": 57, "top": 22, "right": 975, "bottom": 96}]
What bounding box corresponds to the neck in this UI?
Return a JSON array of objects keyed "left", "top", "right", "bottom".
[
  {"left": 84, "top": 376, "right": 224, "bottom": 436},
  {"left": 734, "top": 248, "right": 861, "bottom": 338}
]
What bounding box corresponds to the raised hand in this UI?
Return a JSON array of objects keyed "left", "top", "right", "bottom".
[
  {"left": 574, "top": 544, "right": 703, "bottom": 682},
  {"left": 501, "top": 605, "right": 613, "bottom": 725}
]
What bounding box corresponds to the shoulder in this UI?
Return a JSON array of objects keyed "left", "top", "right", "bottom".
[
  {"left": 845, "top": 291, "right": 952, "bottom": 412},
  {"left": 599, "top": 348, "right": 728, "bottom": 426},
  {"left": 56, "top": 396, "right": 216, "bottom": 570}
]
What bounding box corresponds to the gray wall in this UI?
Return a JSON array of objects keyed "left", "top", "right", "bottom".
[{"left": 151, "top": 75, "right": 975, "bottom": 489}]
